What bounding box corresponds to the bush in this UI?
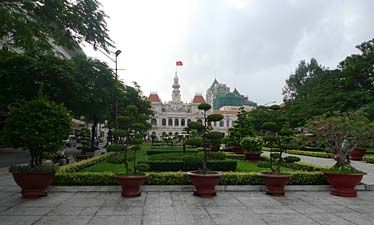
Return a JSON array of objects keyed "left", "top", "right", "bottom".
[
  {"left": 257, "top": 161, "right": 271, "bottom": 168},
  {"left": 106, "top": 144, "right": 123, "bottom": 152},
  {"left": 53, "top": 171, "right": 326, "bottom": 186},
  {"left": 137, "top": 163, "right": 150, "bottom": 172},
  {"left": 185, "top": 137, "right": 203, "bottom": 147},
  {"left": 148, "top": 153, "right": 196, "bottom": 161},
  {"left": 107, "top": 153, "right": 124, "bottom": 164},
  {"left": 58, "top": 153, "right": 114, "bottom": 173},
  {"left": 146, "top": 150, "right": 198, "bottom": 155},
  {"left": 146, "top": 160, "right": 237, "bottom": 171},
  {"left": 208, "top": 152, "right": 226, "bottom": 160},
  {"left": 363, "top": 155, "right": 374, "bottom": 163},
  {"left": 282, "top": 143, "right": 299, "bottom": 150},
  {"left": 283, "top": 156, "right": 301, "bottom": 163},
  {"left": 270, "top": 153, "right": 280, "bottom": 159},
  {"left": 287, "top": 150, "right": 330, "bottom": 158},
  {"left": 240, "top": 136, "right": 262, "bottom": 152}
]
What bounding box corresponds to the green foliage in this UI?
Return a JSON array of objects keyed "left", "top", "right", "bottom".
[
  {"left": 257, "top": 161, "right": 271, "bottom": 168},
  {"left": 136, "top": 163, "right": 150, "bottom": 172},
  {"left": 207, "top": 114, "right": 224, "bottom": 122},
  {"left": 363, "top": 155, "right": 374, "bottom": 163},
  {"left": 9, "top": 164, "right": 58, "bottom": 173},
  {"left": 0, "top": 0, "right": 113, "bottom": 52},
  {"left": 58, "top": 153, "right": 114, "bottom": 173},
  {"left": 106, "top": 144, "right": 123, "bottom": 152},
  {"left": 282, "top": 143, "right": 300, "bottom": 150},
  {"left": 146, "top": 160, "right": 237, "bottom": 172},
  {"left": 3, "top": 97, "right": 71, "bottom": 166},
  {"left": 307, "top": 111, "right": 374, "bottom": 170},
  {"left": 146, "top": 149, "right": 198, "bottom": 155},
  {"left": 188, "top": 121, "right": 205, "bottom": 131},
  {"left": 206, "top": 131, "right": 224, "bottom": 140},
  {"left": 226, "top": 109, "right": 256, "bottom": 147},
  {"left": 240, "top": 136, "right": 263, "bottom": 152},
  {"left": 208, "top": 152, "right": 226, "bottom": 160},
  {"left": 283, "top": 156, "right": 301, "bottom": 163},
  {"left": 198, "top": 103, "right": 211, "bottom": 111},
  {"left": 112, "top": 129, "right": 126, "bottom": 137},
  {"left": 185, "top": 137, "right": 203, "bottom": 147}
]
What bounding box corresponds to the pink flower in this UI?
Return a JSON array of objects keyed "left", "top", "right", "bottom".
[
  {"left": 335, "top": 153, "right": 341, "bottom": 158},
  {"left": 334, "top": 131, "right": 341, "bottom": 137},
  {"left": 317, "top": 126, "right": 324, "bottom": 131}
]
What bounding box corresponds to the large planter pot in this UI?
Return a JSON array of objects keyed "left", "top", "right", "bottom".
[
  {"left": 114, "top": 174, "right": 147, "bottom": 198},
  {"left": 12, "top": 172, "right": 55, "bottom": 199},
  {"left": 230, "top": 147, "right": 244, "bottom": 154},
  {"left": 349, "top": 148, "right": 367, "bottom": 161},
  {"left": 187, "top": 171, "right": 222, "bottom": 198},
  {"left": 244, "top": 151, "right": 262, "bottom": 162},
  {"left": 258, "top": 172, "right": 292, "bottom": 196},
  {"left": 324, "top": 172, "right": 365, "bottom": 197}
]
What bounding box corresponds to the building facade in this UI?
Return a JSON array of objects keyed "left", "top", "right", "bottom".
[{"left": 148, "top": 74, "right": 237, "bottom": 140}]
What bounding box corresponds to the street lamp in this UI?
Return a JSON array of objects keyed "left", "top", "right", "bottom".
[{"left": 114, "top": 50, "right": 121, "bottom": 129}]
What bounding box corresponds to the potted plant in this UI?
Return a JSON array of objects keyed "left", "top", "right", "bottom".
[
  {"left": 225, "top": 108, "right": 255, "bottom": 153},
  {"left": 240, "top": 136, "right": 263, "bottom": 162},
  {"left": 187, "top": 103, "right": 224, "bottom": 197},
  {"left": 256, "top": 105, "right": 294, "bottom": 196},
  {"left": 349, "top": 147, "right": 367, "bottom": 161},
  {"left": 308, "top": 111, "right": 374, "bottom": 197},
  {"left": 3, "top": 97, "right": 71, "bottom": 198},
  {"left": 113, "top": 105, "right": 150, "bottom": 197}
]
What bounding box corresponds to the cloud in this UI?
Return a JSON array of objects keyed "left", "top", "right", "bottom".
[{"left": 82, "top": 0, "right": 374, "bottom": 105}]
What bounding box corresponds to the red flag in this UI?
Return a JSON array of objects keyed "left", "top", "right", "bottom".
[{"left": 176, "top": 61, "right": 183, "bottom": 66}]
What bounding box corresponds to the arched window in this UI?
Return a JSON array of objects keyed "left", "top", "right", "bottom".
[
  {"left": 175, "top": 132, "right": 179, "bottom": 137},
  {"left": 162, "top": 119, "right": 166, "bottom": 126},
  {"left": 219, "top": 121, "right": 224, "bottom": 127},
  {"left": 213, "top": 121, "right": 216, "bottom": 127},
  {"left": 181, "top": 119, "right": 185, "bottom": 126},
  {"left": 197, "top": 119, "right": 203, "bottom": 124},
  {"left": 175, "top": 119, "right": 179, "bottom": 126},
  {"left": 162, "top": 132, "right": 166, "bottom": 137},
  {"left": 151, "top": 118, "right": 157, "bottom": 126},
  {"left": 168, "top": 119, "right": 173, "bottom": 126},
  {"left": 187, "top": 119, "right": 191, "bottom": 125},
  {"left": 226, "top": 120, "right": 230, "bottom": 127}
]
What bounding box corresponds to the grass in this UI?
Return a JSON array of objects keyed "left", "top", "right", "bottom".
[{"left": 236, "top": 161, "right": 296, "bottom": 172}]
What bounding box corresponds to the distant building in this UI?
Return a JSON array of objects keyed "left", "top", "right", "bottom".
[
  {"left": 148, "top": 74, "right": 237, "bottom": 139},
  {"left": 206, "top": 79, "right": 257, "bottom": 110}
]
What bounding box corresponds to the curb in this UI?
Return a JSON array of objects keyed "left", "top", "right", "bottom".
[{"left": 49, "top": 184, "right": 370, "bottom": 193}]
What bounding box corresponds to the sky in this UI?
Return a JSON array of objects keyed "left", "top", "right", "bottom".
[{"left": 82, "top": 0, "right": 374, "bottom": 105}]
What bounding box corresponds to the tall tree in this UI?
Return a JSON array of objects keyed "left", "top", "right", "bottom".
[{"left": 0, "top": 0, "right": 113, "bottom": 52}]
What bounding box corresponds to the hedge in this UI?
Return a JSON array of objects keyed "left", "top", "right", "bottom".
[
  {"left": 363, "top": 155, "right": 374, "bottom": 163},
  {"left": 146, "top": 160, "right": 237, "bottom": 172},
  {"left": 146, "top": 150, "right": 198, "bottom": 155},
  {"left": 53, "top": 171, "right": 326, "bottom": 186},
  {"left": 58, "top": 153, "right": 115, "bottom": 173},
  {"left": 262, "top": 148, "right": 330, "bottom": 158}
]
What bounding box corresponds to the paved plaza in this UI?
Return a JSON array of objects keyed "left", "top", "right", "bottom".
[{"left": 1, "top": 169, "right": 374, "bottom": 225}]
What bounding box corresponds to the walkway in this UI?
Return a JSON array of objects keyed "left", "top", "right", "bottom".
[
  {"left": 263, "top": 152, "right": 374, "bottom": 186},
  {"left": 1, "top": 169, "right": 374, "bottom": 225}
]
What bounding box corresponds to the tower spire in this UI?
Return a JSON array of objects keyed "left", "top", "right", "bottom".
[{"left": 172, "top": 72, "right": 182, "bottom": 103}]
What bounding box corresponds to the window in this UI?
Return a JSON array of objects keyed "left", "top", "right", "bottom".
[
  {"left": 219, "top": 121, "right": 224, "bottom": 127},
  {"left": 226, "top": 120, "right": 229, "bottom": 127},
  {"left": 151, "top": 118, "right": 157, "bottom": 126},
  {"left": 175, "top": 119, "right": 179, "bottom": 126},
  {"left": 197, "top": 119, "right": 203, "bottom": 124},
  {"left": 168, "top": 119, "right": 173, "bottom": 126},
  {"left": 187, "top": 119, "right": 191, "bottom": 125},
  {"left": 162, "top": 119, "right": 166, "bottom": 126},
  {"left": 181, "top": 119, "right": 185, "bottom": 126}
]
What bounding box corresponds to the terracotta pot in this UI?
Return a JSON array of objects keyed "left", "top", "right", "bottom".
[
  {"left": 324, "top": 172, "right": 365, "bottom": 197},
  {"left": 244, "top": 151, "right": 262, "bottom": 162},
  {"left": 12, "top": 172, "right": 55, "bottom": 199},
  {"left": 258, "top": 172, "right": 292, "bottom": 196},
  {"left": 349, "top": 148, "right": 367, "bottom": 161},
  {"left": 187, "top": 171, "right": 222, "bottom": 198},
  {"left": 114, "top": 175, "right": 147, "bottom": 197},
  {"left": 231, "top": 147, "right": 244, "bottom": 154}
]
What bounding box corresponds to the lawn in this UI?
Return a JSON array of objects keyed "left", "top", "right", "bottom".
[{"left": 236, "top": 161, "right": 295, "bottom": 172}]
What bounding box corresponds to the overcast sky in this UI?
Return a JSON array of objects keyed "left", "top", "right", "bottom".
[{"left": 82, "top": 0, "right": 374, "bottom": 105}]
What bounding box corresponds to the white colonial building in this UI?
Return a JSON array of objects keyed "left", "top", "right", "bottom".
[{"left": 148, "top": 74, "right": 238, "bottom": 140}]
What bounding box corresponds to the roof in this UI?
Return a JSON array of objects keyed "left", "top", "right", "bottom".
[
  {"left": 148, "top": 93, "right": 161, "bottom": 102},
  {"left": 233, "top": 88, "right": 241, "bottom": 96},
  {"left": 209, "top": 78, "right": 219, "bottom": 88},
  {"left": 192, "top": 95, "right": 206, "bottom": 104}
]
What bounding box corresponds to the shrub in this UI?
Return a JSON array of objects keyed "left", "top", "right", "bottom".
[
  {"left": 58, "top": 153, "right": 114, "bottom": 173},
  {"left": 3, "top": 97, "right": 72, "bottom": 167},
  {"left": 282, "top": 143, "right": 300, "bottom": 150},
  {"left": 146, "top": 150, "right": 198, "bottom": 155},
  {"left": 240, "top": 136, "right": 262, "bottom": 152},
  {"left": 9, "top": 164, "right": 58, "bottom": 173},
  {"left": 283, "top": 156, "right": 301, "bottom": 163},
  {"left": 107, "top": 153, "right": 124, "bottom": 164},
  {"left": 185, "top": 137, "right": 203, "bottom": 147},
  {"left": 257, "top": 161, "right": 271, "bottom": 168},
  {"left": 106, "top": 144, "right": 123, "bottom": 152},
  {"left": 208, "top": 152, "right": 226, "bottom": 160},
  {"left": 146, "top": 160, "right": 237, "bottom": 171},
  {"left": 137, "top": 163, "right": 150, "bottom": 172}
]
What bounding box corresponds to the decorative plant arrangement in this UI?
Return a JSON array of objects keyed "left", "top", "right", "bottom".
[
  {"left": 4, "top": 97, "right": 72, "bottom": 198},
  {"left": 256, "top": 105, "right": 294, "bottom": 196},
  {"left": 187, "top": 103, "right": 224, "bottom": 197},
  {"left": 307, "top": 111, "right": 374, "bottom": 197},
  {"left": 240, "top": 136, "right": 263, "bottom": 162},
  {"left": 113, "top": 105, "right": 150, "bottom": 197},
  {"left": 206, "top": 131, "right": 224, "bottom": 151}
]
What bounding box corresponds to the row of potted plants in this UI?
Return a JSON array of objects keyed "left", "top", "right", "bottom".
[{"left": 3, "top": 99, "right": 373, "bottom": 199}]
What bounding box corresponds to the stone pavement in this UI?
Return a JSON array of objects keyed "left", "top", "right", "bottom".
[
  {"left": 263, "top": 152, "right": 374, "bottom": 186},
  {"left": 1, "top": 169, "right": 374, "bottom": 225}
]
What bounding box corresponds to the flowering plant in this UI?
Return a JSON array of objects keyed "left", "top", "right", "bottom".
[{"left": 307, "top": 111, "right": 374, "bottom": 171}]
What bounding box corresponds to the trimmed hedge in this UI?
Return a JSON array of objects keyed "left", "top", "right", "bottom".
[
  {"left": 146, "top": 160, "right": 237, "bottom": 171},
  {"left": 261, "top": 155, "right": 327, "bottom": 172},
  {"left": 53, "top": 171, "right": 327, "bottom": 186},
  {"left": 363, "top": 155, "right": 374, "bottom": 163},
  {"left": 147, "top": 150, "right": 198, "bottom": 155},
  {"left": 262, "top": 148, "right": 331, "bottom": 158},
  {"left": 58, "top": 153, "right": 115, "bottom": 173}
]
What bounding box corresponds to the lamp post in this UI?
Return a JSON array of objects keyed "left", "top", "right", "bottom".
[
  {"left": 179, "top": 132, "right": 190, "bottom": 153},
  {"left": 114, "top": 50, "right": 121, "bottom": 129}
]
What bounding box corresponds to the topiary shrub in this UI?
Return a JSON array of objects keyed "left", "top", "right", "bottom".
[
  {"left": 3, "top": 97, "right": 71, "bottom": 168},
  {"left": 283, "top": 156, "right": 301, "bottom": 163},
  {"left": 185, "top": 137, "right": 203, "bottom": 147}
]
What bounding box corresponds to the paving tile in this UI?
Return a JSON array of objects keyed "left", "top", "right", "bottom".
[
  {"left": 33, "top": 215, "right": 92, "bottom": 225},
  {"left": 0, "top": 215, "right": 41, "bottom": 225},
  {"left": 0, "top": 206, "right": 52, "bottom": 216},
  {"left": 304, "top": 213, "right": 355, "bottom": 225}
]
